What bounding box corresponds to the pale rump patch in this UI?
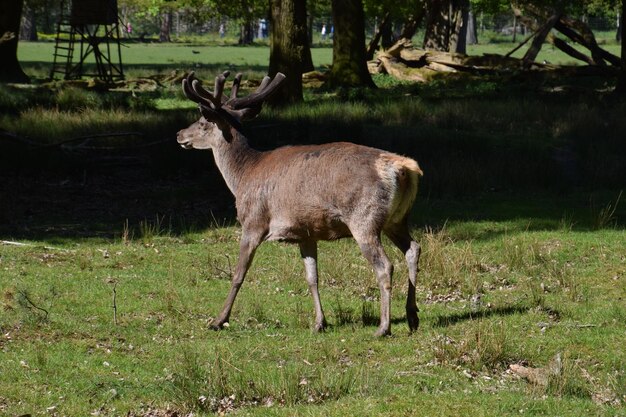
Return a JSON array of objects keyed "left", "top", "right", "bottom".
[
  {"left": 375, "top": 153, "right": 423, "bottom": 225},
  {"left": 378, "top": 153, "right": 423, "bottom": 176}
]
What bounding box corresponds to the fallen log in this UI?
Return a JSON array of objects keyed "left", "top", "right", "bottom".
[
  {"left": 522, "top": 13, "right": 561, "bottom": 69},
  {"left": 374, "top": 38, "right": 528, "bottom": 81},
  {"left": 378, "top": 55, "right": 428, "bottom": 82},
  {"left": 514, "top": 4, "right": 621, "bottom": 67},
  {"left": 550, "top": 36, "right": 595, "bottom": 65},
  {"left": 555, "top": 17, "right": 621, "bottom": 67},
  {"left": 370, "top": 38, "right": 618, "bottom": 83}
]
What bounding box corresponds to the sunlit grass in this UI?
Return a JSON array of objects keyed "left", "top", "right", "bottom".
[
  {"left": 1, "top": 223, "right": 624, "bottom": 415},
  {"left": 0, "top": 106, "right": 194, "bottom": 144},
  {"left": 17, "top": 42, "right": 333, "bottom": 80}
]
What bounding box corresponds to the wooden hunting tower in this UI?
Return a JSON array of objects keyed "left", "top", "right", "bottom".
[{"left": 51, "top": 0, "right": 124, "bottom": 82}]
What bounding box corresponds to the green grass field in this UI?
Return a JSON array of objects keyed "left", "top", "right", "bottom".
[
  {"left": 16, "top": 30, "right": 623, "bottom": 79},
  {"left": 1, "top": 219, "right": 625, "bottom": 416},
  {"left": 17, "top": 41, "right": 333, "bottom": 80},
  {"left": 2, "top": 39, "right": 626, "bottom": 416}
]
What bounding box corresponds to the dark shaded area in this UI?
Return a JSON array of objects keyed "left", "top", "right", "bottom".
[
  {"left": 1, "top": 78, "right": 625, "bottom": 242},
  {"left": 0, "top": 0, "right": 30, "bottom": 83},
  {"left": 21, "top": 61, "right": 274, "bottom": 80},
  {"left": 0, "top": 132, "right": 235, "bottom": 241},
  {"left": 432, "top": 305, "right": 532, "bottom": 327},
  {"left": 2, "top": 119, "right": 623, "bottom": 242}
]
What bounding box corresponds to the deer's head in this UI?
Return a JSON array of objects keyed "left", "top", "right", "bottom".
[{"left": 177, "top": 71, "right": 285, "bottom": 150}]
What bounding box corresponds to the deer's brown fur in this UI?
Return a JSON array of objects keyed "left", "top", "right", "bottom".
[{"left": 177, "top": 71, "right": 423, "bottom": 336}]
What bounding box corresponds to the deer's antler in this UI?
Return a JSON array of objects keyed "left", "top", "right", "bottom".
[{"left": 182, "top": 71, "right": 286, "bottom": 126}]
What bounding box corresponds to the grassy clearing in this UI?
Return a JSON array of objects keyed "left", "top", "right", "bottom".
[
  {"left": 2, "top": 41, "right": 625, "bottom": 416},
  {"left": 17, "top": 42, "right": 333, "bottom": 80},
  {"left": 1, "top": 220, "right": 624, "bottom": 416},
  {"left": 16, "top": 32, "right": 623, "bottom": 81}
]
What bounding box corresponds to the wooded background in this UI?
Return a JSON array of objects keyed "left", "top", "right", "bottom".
[{"left": 2, "top": 0, "right": 625, "bottom": 93}]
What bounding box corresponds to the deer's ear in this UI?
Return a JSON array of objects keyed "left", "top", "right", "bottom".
[
  {"left": 199, "top": 103, "right": 219, "bottom": 121},
  {"left": 199, "top": 105, "right": 234, "bottom": 142}
]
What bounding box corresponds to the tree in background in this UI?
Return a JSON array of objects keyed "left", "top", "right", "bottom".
[
  {"left": 449, "top": 0, "right": 470, "bottom": 54},
  {"left": 118, "top": 0, "right": 266, "bottom": 44},
  {"left": 326, "top": 0, "right": 375, "bottom": 88},
  {"left": 120, "top": 0, "right": 177, "bottom": 42},
  {"left": 307, "top": 0, "right": 331, "bottom": 45},
  {"left": 268, "top": 0, "right": 313, "bottom": 104},
  {"left": 160, "top": 9, "right": 173, "bottom": 42},
  {"left": 20, "top": 0, "right": 37, "bottom": 41},
  {"left": 212, "top": 0, "right": 266, "bottom": 45},
  {"left": 363, "top": 0, "right": 427, "bottom": 59},
  {"left": 396, "top": 0, "right": 428, "bottom": 41},
  {"left": 617, "top": 0, "right": 626, "bottom": 94},
  {"left": 0, "top": 0, "right": 29, "bottom": 83},
  {"left": 423, "top": 0, "right": 450, "bottom": 50},
  {"left": 423, "top": 0, "right": 471, "bottom": 53}
]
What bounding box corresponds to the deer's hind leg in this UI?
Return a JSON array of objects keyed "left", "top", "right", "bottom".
[
  {"left": 299, "top": 240, "right": 327, "bottom": 332},
  {"left": 384, "top": 222, "right": 421, "bottom": 332},
  {"left": 351, "top": 228, "right": 394, "bottom": 337}
]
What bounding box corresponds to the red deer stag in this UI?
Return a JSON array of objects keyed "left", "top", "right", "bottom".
[{"left": 177, "top": 71, "right": 423, "bottom": 336}]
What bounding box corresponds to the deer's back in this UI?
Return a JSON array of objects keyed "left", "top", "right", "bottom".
[{"left": 236, "top": 142, "right": 419, "bottom": 242}]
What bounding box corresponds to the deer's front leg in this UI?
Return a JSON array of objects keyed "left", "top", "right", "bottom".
[
  {"left": 299, "top": 240, "right": 327, "bottom": 332},
  {"left": 211, "top": 230, "right": 263, "bottom": 330}
]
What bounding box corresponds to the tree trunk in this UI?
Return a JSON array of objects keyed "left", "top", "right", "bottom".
[
  {"left": 449, "top": 0, "right": 469, "bottom": 54},
  {"left": 19, "top": 2, "right": 37, "bottom": 41},
  {"left": 325, "top": 0, "right": 375, "bottom": 88},
  {"left": 622, "top": 1, "right": 626, "bottom": 72},
  {"left": 41, "top": 0, "right": 54, "bottom": 34},
  {"left": 398, "top": 4, "right": 426, "bottom": 41},
  {"left": 617, "top": 1, "right": 626, "bottom": 95},
  {"left": 159, "top": 11, "right": 172, "bottom": 42},
  {"left": 381, "top": 16, "right": 394, "bottom": 49},
  {"left": 466, "top": 11, "right": 477, "bottom": 45},
  {"left": 0, "top": 0, "right": 29, "bottom": 83},
  {"left": 399, "top": 16, "right": 418, "bottom": 41},
  {"left": 366, "top": 12, "right": 390, "bottom": 60},
  {"left": 307, "top": 2, "right": 314, "bottom": 46},
  {"left": 268, "top": 0, "right": 312, "bottom": 105},
  {"left": 297, "top": 0, "right": 314, "bottom": 73},
  {"left": 239, "top": 20, "right": 254, "bottom": 44},
  {"left": 423, "top": 0, "right": 450, "bottom": 51},
  {"left": 522, "top": 13, "right": 560, "bottom": 69}
]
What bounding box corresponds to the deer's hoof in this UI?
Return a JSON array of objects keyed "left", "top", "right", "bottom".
[
  {"left": 374, "top": 327, "right": 391, "bottom": 337},
  {"left": 313, "top": 320, "right": 327, "bottom": 333},
  {"left": 407, "top": 314, "right": 420, "bottom": 332},
  {"left": 209, "top": 320, "right": 228, "bottom": 330}
]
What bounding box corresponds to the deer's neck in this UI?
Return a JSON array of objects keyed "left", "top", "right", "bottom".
[{"left": 212, "top": 129, "right": 260, "bottom": 196}]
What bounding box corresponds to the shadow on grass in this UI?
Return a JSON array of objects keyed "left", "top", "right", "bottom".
[
  {"left": 1, "top": 119, "right": 624, "bottom": 242},
  {"left": 1, "top": 83, "right": 625, "bottom": 241},
  {"left": 328, "top": 306, "right": 532, "bottom": 331},
  {"left": 431, "top": 304, "right": 533, "bottom": 328},
  {"left": 20, "top": 61, "right": 272, "bottom": 79}
]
